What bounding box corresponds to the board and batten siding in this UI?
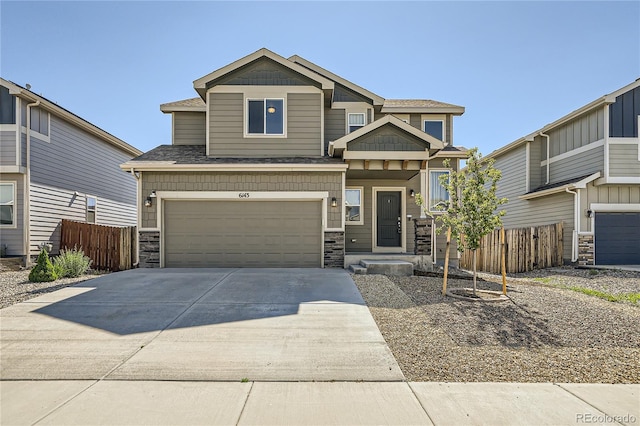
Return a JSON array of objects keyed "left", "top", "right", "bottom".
[
  {"left": 0, "top": 173, "right": 24, "bottom": 255},
  {"left": 547, "top": 145, "right": 604, "bottom": 183},
  {"left": 141, "top": 171, "right": 342, "bottom": 229},
  {"left": 547, "top": 108, "right": 604, "bottom": 158},
  {"left": 208, "top": 91, "right": 322, "bottom": 157},
  {"left": 609, "top": 144, "right": 640, "bottom": 177},
  {"left": 29, "top": 115, "right": 137, "bottom": 206},
  {"left": 173, "top": 112, "right": 205, "bottom": 145},
  {"left": 494, "top": 145, "right": 574, "bottom": 261},
  {"left": 29, "top": 183, "right": 136, "bottom": 255},
  {"left": 580, "top": 183, "right": 640, "bottom": 232},
  {"left": 0, "top": 130, "right": 17, "bottom": 166}
]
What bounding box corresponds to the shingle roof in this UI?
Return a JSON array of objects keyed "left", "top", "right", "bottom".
[
  {"left": 130, "top": 145, "right": 345, "bottom": 165},
  {"left": 383, "top": 99, "right": 463, "bottom": 109},
  {"left": 160, "top": 97, "right": 206, "bottom": 111},
  {"left": 526, "top": 173, "right": 595, "bottom": 195}
]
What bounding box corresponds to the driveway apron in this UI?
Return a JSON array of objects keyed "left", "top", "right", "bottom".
[{"left": 0, "top": 268, "right": 403, "bottom": 381}]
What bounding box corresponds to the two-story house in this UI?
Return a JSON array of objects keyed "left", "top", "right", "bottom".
[
  {"left": 485, "top": 79, "right": 640, "bottom": 266},
  {"left": 0, "top": 78, "right": 141, "bottom": 263},
  {"left": 121, "top": 48, "right": 467, "bottom": 268}
]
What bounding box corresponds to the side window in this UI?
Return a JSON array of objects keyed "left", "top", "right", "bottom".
[
  {"left": 86, "top": 196, "right": 97, "bottom": 224},
  {"left": 429, "top": 170, "right": 450, "bottom": 212},
  {"left": 20, "top": 103, "right": 49, "bottom": 136},
  {"left": 424, "top": 120, "right": 444, "bottom": 141},
  {"left": 347, "top": 113, "right": 365, "bottom": 133},
  {"left": 247, "top": 98, "right": 284, "bottom": 135},
  {"left": 345, "top": 187, "right": 363, "bottom": 225},
  {"left": 0, "top": 87, "right": 16, "bottom": 124},
  {"left": 0, "top": 182, "right": 15, "bottom": 226}
]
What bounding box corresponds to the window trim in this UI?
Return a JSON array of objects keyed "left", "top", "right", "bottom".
[
  {"left": 347, "top": 112, "right": 366, "bottom": 134},
  {"left": 244, "top": 97, "right": 286, "bottom": 138},
  {"left": 345, "top": 186, "right": 364, "bottom": 225},
  {"left": 0, "top": 181, "right": 17, "bottom": 229},
  {"left": 423, "top": 119, "right": 445, "bottom": 142},
  {"left": 20, "top": 105, "right": 51, "bottom": 143},
  {"left": 428, "top": 169, "right": 450, "bottom": 213},
  {"left": 86, "top": 195, "right": 97, "bottom": 224}
]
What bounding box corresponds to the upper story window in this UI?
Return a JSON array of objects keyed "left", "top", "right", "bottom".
[
  {"left": 424, "top": 120, "right": 444, "bottom": 141},
  {"left": 345, "top": 187, "right": 363, "bottom": 225},
  {"left": 348, "top": 113, "right": 365, "bottom": 133},
  {"left": 20, "top": 102, "right": 49, "bottom": 137},
  {"left": 0, "top": 182, "right": 16, "bottom": 227},
  {"left": 86, "top": 196, "right": 97, "bottom": 223},
  {"left": 0, "top": 87, "right": 16, "bottom": 124},
  {"left": 247, "top": 98, "right": 284, "bottom": 135},
  {"left": 429, "top": 170, "right": 450, "bottom": 212}
]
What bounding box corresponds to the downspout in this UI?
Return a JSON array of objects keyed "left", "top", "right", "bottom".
[
  {"left": 131, "top": 168, "right": 140, "bottom": 267},
  {"left": 565, "top": 187, "right": 579, "bottom": 263},
  {"left": 24, "top": 99, "right": 41, "bottom": 266},
  {"left": 540, "top": 132, "right": 550, "bottom": 184}
]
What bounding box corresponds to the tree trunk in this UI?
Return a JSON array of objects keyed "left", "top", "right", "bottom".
[{"left": 472, "top": 249, "right": 477, "bottom": 296}]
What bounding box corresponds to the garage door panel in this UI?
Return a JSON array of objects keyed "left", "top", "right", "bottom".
[
  {"left": 595, "top": 212, "right": 640, "bottom": 265},
  {"left": 163, "top": 200, "right": 322, "bottom": 268}
]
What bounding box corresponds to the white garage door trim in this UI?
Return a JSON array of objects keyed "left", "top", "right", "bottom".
[{"left": 157, "top": 191, "right": 329, "bottom": 267}]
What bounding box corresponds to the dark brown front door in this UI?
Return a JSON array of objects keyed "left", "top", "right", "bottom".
[{"left": 377, "top": 191, "right": 401, "bottom": 247}]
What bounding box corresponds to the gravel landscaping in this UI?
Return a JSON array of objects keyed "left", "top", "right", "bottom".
[
  {"left": 0, "top": 270, "right": 96, "bottom": 309},
  {"left": 353, "top": 267, "right": 640, "bottom": 383}
]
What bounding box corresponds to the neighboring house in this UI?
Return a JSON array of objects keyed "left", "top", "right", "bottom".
[
  {"left": 0, "top": 78, "right": 142, "bottom": 262},
  {"left": 485, "top": 79, "right": 640, "bottom": 266},
  {"left": 121, "top": 48, "right": 467, "bottom": 268}
]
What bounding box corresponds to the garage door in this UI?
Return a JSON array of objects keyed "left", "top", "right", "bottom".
[
  {"left": 163, "top": 200, "right": 322, "bottom": 267},
  {"left": 594, "top": 212, "right": 640, "bottom": 265}
]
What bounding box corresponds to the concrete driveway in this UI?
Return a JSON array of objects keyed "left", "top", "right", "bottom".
[{"left": 0, "top": 268, "right": 403, "bottom": 382}]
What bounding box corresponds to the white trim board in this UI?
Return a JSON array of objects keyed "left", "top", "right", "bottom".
[{"left": 540, "top": 139, "right": 604, "bottom": 166}]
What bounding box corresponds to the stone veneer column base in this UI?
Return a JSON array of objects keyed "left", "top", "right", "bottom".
[
  {"left": 324, "top": 231, "right": 345, "bottom": 268},
  {"left": 578, "top": 234, "right": 594, "bottom": 266},
  {"left": 414, "top": 218, "right": 433, "bottom": 256},
  {"left": 139, "top": 230, "right": 160, "bottom": 268}
]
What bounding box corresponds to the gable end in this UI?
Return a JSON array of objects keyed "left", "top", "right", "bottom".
[
  {"left": 207, "top": 57, "right": 321, "bottom": 89},
  {"left": 348, "top": 126, "right": 429, "bottom": 152}
]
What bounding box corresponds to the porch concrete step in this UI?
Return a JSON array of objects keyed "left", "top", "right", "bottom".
[
  {"left": 359, "top": 260, "right": 414, "bottom": 276},
  {"left": 348, "top": 264, "right": 368, "bottom": 274}
]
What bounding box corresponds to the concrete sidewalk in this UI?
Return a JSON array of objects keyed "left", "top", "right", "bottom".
[{"left": 1, "top": 380, "right": 637, "bottom": 425}]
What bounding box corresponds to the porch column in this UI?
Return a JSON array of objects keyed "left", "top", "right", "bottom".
[{"left": 420, "top": 169, "right": 428, "bottom": 218}]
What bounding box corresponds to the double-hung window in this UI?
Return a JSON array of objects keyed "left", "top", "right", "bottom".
[
  {"left": 429, "top": 170, "right": 450, "bottom": 212},
  {"left": 345, "top": 187, "right": 363, "bottom": 225},
  {"left": 86, "top": 196, "right": 97, "bottom": 224},
  {"left": 0, "top": 182, "right": 16, "bottom": 227},
  {"left": 247, "top": 98, "right": 284, "bottom": 135},
  {"left": 348, "top": 113, "right": 365, "bottom": 133},
  {"left": 423, "top": 120, "right": 444, "bottom": 141},
  {"left": 20, "top": 103, "right": 49, "bottom": 137}
]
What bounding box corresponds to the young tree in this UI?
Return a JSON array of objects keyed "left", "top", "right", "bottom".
[{"left": 417, "top": 147, "right": 507, "bottom": 296}]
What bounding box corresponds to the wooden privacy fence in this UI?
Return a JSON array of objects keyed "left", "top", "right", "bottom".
[
  {"left": 60, "top": 219, "right": 136, "bottom": 271},
  {"left": 459, "top": 222, "right": 563, "bottom": 274}
]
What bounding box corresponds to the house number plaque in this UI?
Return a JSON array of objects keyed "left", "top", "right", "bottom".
[{"left": 238, "top": 193, "right": 250, "bottom": 198}]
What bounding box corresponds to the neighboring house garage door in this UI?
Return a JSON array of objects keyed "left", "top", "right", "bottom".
[
  {"left": 594, "top": 212, "right": 640, "bottom": 265},
  {"left": 163, "top": 200, "right": 322, "bottom": 267}
]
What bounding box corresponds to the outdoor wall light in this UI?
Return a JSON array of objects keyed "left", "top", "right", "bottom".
[
  {"left": 331, "top": 197, "right": 338, "bottom": 208},
  {"left": 409, "top": 189, "right": 415, "bottom": 197},
  {"left": 586, "top": 209, "right": 593, "bottom": 218},
  {"left": 145, "top": 191, "right": 156, "bottom": 207},
  {"left": 267, "top": 106, "right": 276, "bottom": 114}
]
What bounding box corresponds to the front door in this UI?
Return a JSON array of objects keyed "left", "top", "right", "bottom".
[{"left": 376, "top": 191, "right": 402, "bottom": 247}]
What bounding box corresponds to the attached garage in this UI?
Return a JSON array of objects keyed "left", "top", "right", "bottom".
[
  {"left": 162, "top": 200, "right": 322, "bottom": 268},
  {"left": 594, "top": 212, "right": 640, "bottom": 265}
]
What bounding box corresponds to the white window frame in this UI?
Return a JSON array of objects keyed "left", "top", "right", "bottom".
[
  {"left": 423, "top": 119, "right": 445, "bottom": 142},
  {"left": 0, "top": 181, "right": 17, "bottom": 228},
  {"left": 429, "top": 169, "right": 450, "bottom": 213},
  {"left": 86, "top": 195, "right": 97, "bottom": 224},
  {"left": 345, "top": 186, "right": 364, "bottom": 225},
  {"left": 245, "top": 97, "right": 286, "bottom": 137},
  {"left": 347, "top": 112, "right": 366, "bottom": 134},
  {"left": 20, "top": 104, "right": 50, "bottom": 143}
]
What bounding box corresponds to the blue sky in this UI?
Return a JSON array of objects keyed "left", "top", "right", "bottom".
[{"left": 1, "top": 1, "right": 638, "bottom": 155}]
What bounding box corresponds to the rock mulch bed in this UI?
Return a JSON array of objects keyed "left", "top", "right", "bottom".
[
  {"left": 353, "top": 268, "right": 640, "bottom": 383},
  {"left": 0, "top": 270, "right": 95, "bottom": 309}
]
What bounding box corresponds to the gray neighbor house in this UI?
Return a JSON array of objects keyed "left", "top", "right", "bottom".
[
  {"left": 485, "top": 78, "right": 640, "bottom": 266},
  {"left": 121, "top": 48, "right": 468, "bottom": 268},
  {"left": 0, "top": 78, "right": 142, "bottom": 261}
]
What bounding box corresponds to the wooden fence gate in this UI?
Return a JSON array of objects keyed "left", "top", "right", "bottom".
[
  {"left": 459, "top": 222, "right": 563, "bottom": 273},
  {"left": 60, "top": 220, "right": 136, "bottom": 271}
]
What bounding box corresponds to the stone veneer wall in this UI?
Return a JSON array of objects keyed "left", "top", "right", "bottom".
[
  {"left": 578, "top": 234, "right": 594, "bottom": 266},
  {"left": 324, "top": 231, "right": 345, "bottom": 268},
  {"left": 139, "top": 231, "right": 160, "bottom": 268},
  {"left": 413, "top": 218, "right": 433, "bottom": 256}
]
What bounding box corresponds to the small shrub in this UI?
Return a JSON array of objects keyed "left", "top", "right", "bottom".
[
  {"left": 588, "top": 269, "right": 599, "bottom": 276},
  {"left": 29, "top": 249, "right": 58, "bottom": 282},
  {"left": 54, "top": 247, "right": 93, "bottom": 278}
]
